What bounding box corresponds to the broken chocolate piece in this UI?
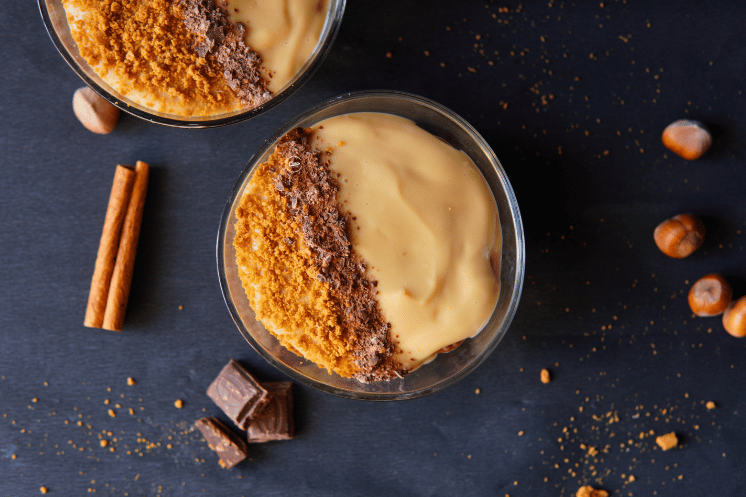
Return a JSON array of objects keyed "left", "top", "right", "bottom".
[
  {"left": 207, "top": 359, "right": 270, "bottom": 430},
  {"left": 194, "top": 417, "right": 248, "bottom": 469},
  {"left": 247, "top": 382, "right": 294, "bottom": 443}
]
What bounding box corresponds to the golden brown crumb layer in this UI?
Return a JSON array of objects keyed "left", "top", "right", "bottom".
[
  {"left": 234, "top": 143, "right": 357, "bottom": 378},
  {"left": 233, "top": 129, "right": 404, "bottom": 382},
  {"left": 64, "top": 0, "right": 241, "bottom": 116}
]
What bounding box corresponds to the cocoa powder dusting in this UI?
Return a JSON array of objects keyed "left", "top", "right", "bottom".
[{"left": 273, "top": 129, "right": 404, "bottom": 382}]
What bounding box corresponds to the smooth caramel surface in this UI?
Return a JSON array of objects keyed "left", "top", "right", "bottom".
[
  {"left": 312, "top": 113, "right": 501, "bottom": 370},
  {"left": 226, "top": 0, "right": 328, "bottom": 92}
]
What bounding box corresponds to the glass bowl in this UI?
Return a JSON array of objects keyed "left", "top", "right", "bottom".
[
  {"left": 217, "top": 90, "right": 525, "bottom": 400},
  {"left": 38, "top": 0, "right": 346, "bottom": 128}
]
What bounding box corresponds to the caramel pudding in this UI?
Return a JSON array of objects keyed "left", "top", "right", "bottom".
[
  {"left": 62, "top": 0, "right": 329, "bottom": 117},
  {"left": 233, "top": 113, "right": 500, "bottom": 382}
]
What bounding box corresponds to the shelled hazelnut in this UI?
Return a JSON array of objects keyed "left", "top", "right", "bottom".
[
  {"left": 662, "top": 119, "right": 712, "bottom": 160},
  {"left": 653, "top": 213, "right": 705, "bottom": 258},
  {"left": 688, "top": 274, "right": 732, "bottom": 317},
  {"left": 723, "top": 297, "right": 746, "bottom": 338}
]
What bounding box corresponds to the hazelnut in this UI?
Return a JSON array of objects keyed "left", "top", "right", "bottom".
[
  {"left": 653, "top": 213, "right": 705, "bottom": 258},
  {"left": 688, "top": 274, "right": 732, "bottom": 317},
  {"left": 661, "top": 119, "right": 712, "bottom": 160},
  {"left": 72, "top": 87, "right": 120, "bottom": 134},
  {"left": 723, "top": 296, "right": 746, "bottom": 338}
]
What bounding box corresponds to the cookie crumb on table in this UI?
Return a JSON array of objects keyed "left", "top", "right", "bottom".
[
  {"left": 540, "top": 368, "right": 551, "bottom": 383},
  {"left": 656, "top": 431, "right": 678, "bottom": 451},
  {"left": 576, "top": 485, "right": 608, "bottom": 497}
]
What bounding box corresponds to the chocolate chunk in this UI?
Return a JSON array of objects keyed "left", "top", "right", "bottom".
[
  {"left": 194, "top": 417, "right": 248, "bottom": 469},
  {"left": 207, "top": 359, "right": 270, "bottom": 430},
  {"left": 246, "top": 382, "right": 294, "bottom": 443}
]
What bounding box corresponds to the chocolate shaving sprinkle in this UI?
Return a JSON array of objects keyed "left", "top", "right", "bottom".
[
  {"left": 272, "top": 128, "right": 404, "bottom": 382},
  {"left": 177, "top": 0, "right": 271, "bottom": 108}
]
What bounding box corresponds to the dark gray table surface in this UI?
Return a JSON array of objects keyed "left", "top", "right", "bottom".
[{"left": 2, "top": 1, "right": 746, "bottom": 495}]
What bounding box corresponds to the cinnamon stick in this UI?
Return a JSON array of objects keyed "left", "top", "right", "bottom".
[
  {"left": 103, "top": 161, "right": 150, "bottom": 332},
  {"left": 84, "top": 165, "right": 136, "bottom": 328}
]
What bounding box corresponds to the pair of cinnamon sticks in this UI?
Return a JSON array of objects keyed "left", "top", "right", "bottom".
[{"left": 84, "top": 161, "right": 149, "bottom": 332}]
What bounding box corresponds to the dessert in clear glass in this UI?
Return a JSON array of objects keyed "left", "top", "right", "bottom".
[
  {"left": 39, "top": 0, "right": 346, "bottom": 127},
  {"left": 218, "top": 91, "right": 524, "bottom": 400}
]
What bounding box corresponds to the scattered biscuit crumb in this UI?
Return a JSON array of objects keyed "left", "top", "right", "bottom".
[
  {"left": 174, "top": 399, "right": 184, "bottom": 409},
  {"left": 706, "top": 401, "right": 716, "bottom": 410},
  {"left": 108, "top": 409, "right": 116, "bottom": 418},
  {"left": 656, "top": 432, "right": 678, "bottom": 451},
  {"left": 576, "top": 485, "right": 608, "bottom": 497},
  {"left": 127, "top": 377, "right": 136, "bottom": 386},
  {"left": 100, "top": 440, "right": 108, "bottom": 448},
  {"left": 475, "top": 388, "right": 481, "bottom": 394},
  {"left": 40, "top": 487, "right": 48, "bottom": 494},
  {"left": 11, "top": 454, "right": 17, "bottom": 460},
  {"left": 541, "top": 369, "right": 551, "bottom": 383}
]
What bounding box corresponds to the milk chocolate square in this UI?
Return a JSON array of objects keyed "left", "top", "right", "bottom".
[
  {"left": 247, "top": 381, "right": 294, "bottom": 443},
  {"left": 207, "top": 359, "right": 270, "bottom": 430},
  {"left": 194, "top": 417, "right": 248, "bottom": 469}
]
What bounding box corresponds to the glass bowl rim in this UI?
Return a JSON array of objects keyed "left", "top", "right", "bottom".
[
  {"left": 217, "top": 90, "right": 525, "bottom": 400},
  {"left": 37, "top": 0, "right": 347, "bottom": 128}
]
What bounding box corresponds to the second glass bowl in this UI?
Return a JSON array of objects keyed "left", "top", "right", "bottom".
[
  {"left": 217, "top": 90, "right": 525, "bottom": 400},
  {"left": 39, "top": 0, "right": 346, "bottom": 127}
]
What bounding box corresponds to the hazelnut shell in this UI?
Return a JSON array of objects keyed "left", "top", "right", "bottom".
[
  {"left": 653, "top": 213, "right": 704, "bottom": 258},
  {"left": 661, "top": 119, "right": 712, "bottom": 160},
  {"left": 723, "top": 296, "right": 746, "bottom": 338},
  {"left": 688, "top": 274, "right": 732, "bottom": 317},
  {"left": 73, "top": 87, "right": 120, "bottom": 135}
]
